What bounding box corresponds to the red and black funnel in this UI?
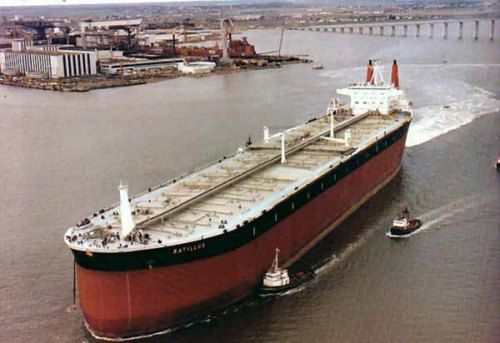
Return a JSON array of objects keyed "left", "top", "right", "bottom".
[
  {"left": 391, "top": 60, "right": 399, "bottom": 89},
  {"left": 366, "top": 60, "right": 374, "bottom": 84}
]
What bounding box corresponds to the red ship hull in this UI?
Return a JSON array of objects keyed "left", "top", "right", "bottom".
[{"left": 77, "top": 130, "right": 408, "bottom": 339}]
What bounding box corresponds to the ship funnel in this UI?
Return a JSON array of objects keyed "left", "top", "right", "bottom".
[
  {"left": 391, "top": 60, "right": 399, "bottom": 89},
  {"left": 119, "top": 182, "right": 135, "bottom": 237},
  {"left": 366, "top": 60, "right": 374, "bottom": 84}
]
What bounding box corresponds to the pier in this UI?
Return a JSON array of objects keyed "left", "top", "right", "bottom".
[{"left": 293, "top": 18, "right": 497, "bottom": 41}]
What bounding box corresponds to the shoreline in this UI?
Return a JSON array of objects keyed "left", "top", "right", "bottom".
[{"left": 0, "top": 57, "right": 311, "bottom": 93}]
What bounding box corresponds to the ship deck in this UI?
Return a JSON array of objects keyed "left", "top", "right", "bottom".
[{"left": 66, "top": 110, "right": 409, "bottom": 253}]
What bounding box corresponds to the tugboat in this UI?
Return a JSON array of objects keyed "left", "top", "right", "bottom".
[
  {"left": 389, "top": 207, "right": 422, "bottom": 238},
  {"left": 259, "top": 248, "right": 315, "bottom": 295},
  {"left": 312, "top": 64, "right": 324, "bottom": 70}
]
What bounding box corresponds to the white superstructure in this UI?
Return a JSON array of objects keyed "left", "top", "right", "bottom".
[
  {"left": 393, "top": 218, "right": 408, "bottom": 228},
  {"left": 337, "top": 84, "right": 408, "bottom": 115},
  {"left": 263, "top": 249, "right": 290, "bottom": 288},
  {"left": 337, "top": 60, "right": 411, "bottom": 115}
]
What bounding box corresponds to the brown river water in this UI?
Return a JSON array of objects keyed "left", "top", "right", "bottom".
[{"left": 0, "top": 20, "right": 499, "bottom": 342}]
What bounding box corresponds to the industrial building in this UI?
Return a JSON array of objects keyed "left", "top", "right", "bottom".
[
  {"left": 79, "top": 19, "right": 142, "bottom": 50},
  {"left": 27, "top": 44, "right": 74, "bottom": 52},
  {"left": 177, "top": 61, "right": 216, "bottom": 74},
  {"left": 0, "top": 40, "right": 98, "bottom": 78},
  {"left": 100, "top": 57, "right": 184, "bottom": 75},
  {"left": 0, "top": 49, "right": 97, "bottom": 78},
  {"left": 11, "top": 38, "right": 33, "bottom": 51}
]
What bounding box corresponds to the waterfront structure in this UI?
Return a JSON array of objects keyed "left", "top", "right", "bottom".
[
  {"left": 11, "top": 38, "right": 33, "bottom": 51},
  {"left": 0, "top": 41, "right": 97, "bottom": 78},
  {"left": 79, "top": 19, "right": 142, "bottom": 49},
  {"left": 65, "top": 61, "right": 412, "bottom": 339},
  {"left": 177, "top": 61, "right": 216, "bottom": 74},
  {"left": 27, "top": 44, "right": 74, "bottom": 52},
  {"left": 0, "top": 49, "right": 97, "bottom": 78},
  {"left": 100, "top": 57, "right": 184, "bottom": 75}
]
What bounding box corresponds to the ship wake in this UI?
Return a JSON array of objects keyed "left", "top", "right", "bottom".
[
  {"left": 407, "top": 73, "right": 499, "bottom": 147},
  {"left": 324, "top": 63, "right": 500, "bottom": 148},
  {"left": 386, "top": 191, "right": 498, "bottom": 239}
]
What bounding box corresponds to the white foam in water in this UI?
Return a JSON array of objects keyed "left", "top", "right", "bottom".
[
  {"left": 405, "top": 65, "right": 500, "bottom": 147},
  {"left": 324, "top": 63, "right": 500, "bottom": 147},
  {"left": 385, "top": 223, "right": 427, "bottom": 239}
]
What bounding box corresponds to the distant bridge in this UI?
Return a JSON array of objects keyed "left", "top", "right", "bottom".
[{"left": 290, "top": 19, "right": 497, "bottom": 41}]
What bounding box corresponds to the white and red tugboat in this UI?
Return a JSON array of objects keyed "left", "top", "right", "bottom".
[
  {"left": 389, "top": 207, "right": 422, "bottom": 238},
  {"left": 259, "top": 248, "right": 314, "bottom": 295}
]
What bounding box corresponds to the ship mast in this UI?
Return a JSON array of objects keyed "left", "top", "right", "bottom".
[
  {"left": 119, "top": 182, "right": 135, "bottom": 237},
  {"left": 369, "top": 60, "right": 385, "bottom": 85},
  {"left": 272, "top": 248, "right": 280, "bottom": 270}
]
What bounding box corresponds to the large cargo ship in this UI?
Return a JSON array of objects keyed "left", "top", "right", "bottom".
[{"left": 65, "top": 60, "right": 412, "bottom": 339}]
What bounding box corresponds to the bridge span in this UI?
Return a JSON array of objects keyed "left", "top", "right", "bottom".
[{"left": 291, "top": 18, "right": 497, "bottom": 41}]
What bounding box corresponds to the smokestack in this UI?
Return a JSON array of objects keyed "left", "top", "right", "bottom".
[
  {"left": 219, "top": 19, "right": 231, "bottom": 65},
  {"left": 366, "top": 60, "right": 374, "bottom": 84},
  {"left": 391, "top": 60, "right": 399, "bottom": 89}
]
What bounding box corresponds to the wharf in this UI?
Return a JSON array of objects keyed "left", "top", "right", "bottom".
[{"left": 0, "top": 56, "right": 310, "bottom": 93}]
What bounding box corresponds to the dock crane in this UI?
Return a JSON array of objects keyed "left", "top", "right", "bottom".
[{"left": 14, "top": 20, "right": 69, "bottom": 41}]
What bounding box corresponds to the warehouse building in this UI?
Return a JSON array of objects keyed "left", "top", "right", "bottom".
[
  {"left": 100, "top": 57, "right": 184, "bottom": 75},
  {"left": 0, "top": 41, "right": 98, "bottom": 78},
  {"left": 27, "top": 44, "right": 75, "bottom": 52},
  {"left": 0, "top": 49, "right": 97, "bottom": 78}
]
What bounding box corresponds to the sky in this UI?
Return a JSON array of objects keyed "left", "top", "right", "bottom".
[{"left": 0, "top": 0, "right": 203, "bottom": 6}]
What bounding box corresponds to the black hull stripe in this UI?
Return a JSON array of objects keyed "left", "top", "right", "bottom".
[{"left": 73, "top": 121, "right": 410, "bottom": 271}]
